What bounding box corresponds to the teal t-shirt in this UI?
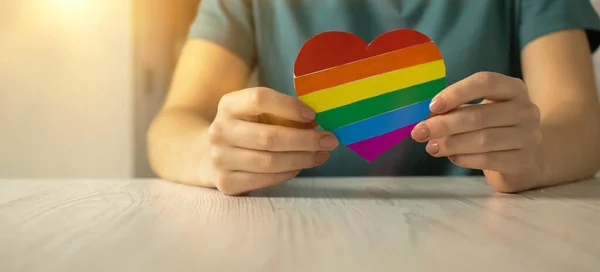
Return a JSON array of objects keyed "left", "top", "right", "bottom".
[{"left": 188, "top": 0, "right": 600, "bottom": 177}]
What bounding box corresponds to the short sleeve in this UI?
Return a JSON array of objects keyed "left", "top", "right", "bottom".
[
  {"left": 518, "top": 0, "right": 600, "bottom": 53},
  {"left": 188, "top": 0, "right": 255, "bottom": 66}
]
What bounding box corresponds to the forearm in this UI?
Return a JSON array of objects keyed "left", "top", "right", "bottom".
[
  {"left": 534, "top": 103, "right": 600, "bottom": 187},
  {"left": 147, "top": 107, "right": 215, "bottom": 187}
]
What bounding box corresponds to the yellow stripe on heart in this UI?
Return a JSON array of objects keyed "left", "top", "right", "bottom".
[{"left": 298, "top": 60, "right": 446, "bottom": 113}]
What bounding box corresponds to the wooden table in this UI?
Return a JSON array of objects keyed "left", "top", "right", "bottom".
[{"left": 0, "top": 177, "right": 599, "bottom": 272}]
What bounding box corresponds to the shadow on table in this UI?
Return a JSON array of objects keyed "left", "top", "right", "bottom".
[
  {"left": 247, "top": 179, "right": 600, "bottom": 200},
  {"left": 249, "top": 184, "right": 506, "bottom": 200}
]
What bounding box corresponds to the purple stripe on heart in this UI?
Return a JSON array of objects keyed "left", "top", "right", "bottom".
[{"left": 346, "top": 123, "right": 418, "bottom": 162}]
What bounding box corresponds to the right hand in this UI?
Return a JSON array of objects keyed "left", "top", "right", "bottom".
[{"left": 207, "top": 87, "right": 339, "bottom": 195}]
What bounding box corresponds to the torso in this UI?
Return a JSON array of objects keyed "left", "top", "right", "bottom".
[{"left": 249, "top": 0, "right": 520, "bottom": 176}]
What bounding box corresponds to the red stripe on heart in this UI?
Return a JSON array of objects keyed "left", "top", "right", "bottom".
[{"left": 294, "top": 29, "right": 432, "bottom": 77}]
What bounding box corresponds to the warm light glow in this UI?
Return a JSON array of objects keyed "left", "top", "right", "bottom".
[
  {"left": 48, "top": 0, "right": 86, "bottom": 12},
  {"left": 34, "top": 0, "right": 93, "bottom": 26}
]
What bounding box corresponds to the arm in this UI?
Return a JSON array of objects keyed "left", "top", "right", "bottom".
[
  {"left": 148, "top": 40, "right": 333, "bottom": 194},
  {"left": 520, "top": 29, "right": 600, "bottom": 188},
  {"left": 411, "top": 29, "right": 600, "bottom": 193},
  {"left": 147, "top": 40, "right": 250, "bottom": 187}
]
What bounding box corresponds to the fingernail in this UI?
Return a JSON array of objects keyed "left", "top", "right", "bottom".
[
  {"left": 411, "top": 124, "right": 430, "bottom": 141},
  {"left": 301, "top": 106, "right": 316, "bottom": 120},
  {"left": 429, "top": 96, "right": 446, "bottom": 113},
  {"left": 426, "top": 141, "right": 439, "bottom": 155},
  {"left": 316, "top": 151, "right": 330, "bottom": 164},
  {"left": 320, "top": 135, "right": 338, "bottom": 150}
]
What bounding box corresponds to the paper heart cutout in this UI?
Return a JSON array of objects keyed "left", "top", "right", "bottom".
[{"left": 293, "top": 29, "right": 446, "bottom": 162}]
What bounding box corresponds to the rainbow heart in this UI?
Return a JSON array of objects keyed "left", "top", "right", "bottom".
[{"left": 293, "top": 29, "right": 446, "bottom": 162}]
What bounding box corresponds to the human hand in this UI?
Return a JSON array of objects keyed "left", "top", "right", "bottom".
[
  {"left": 207, "top": 87, "right": 339, "bottom": 195},
  {"left": 411, "top": 72, "right": 542, "bottom": 192}
]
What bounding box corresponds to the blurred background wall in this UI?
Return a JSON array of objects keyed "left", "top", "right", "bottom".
[
  {"left": 0, "top": 0, "right": 200, "bottom": 178},
  {"left": 0, "top": 0, "right": 134, "bottom": 178},
  {"left": 0, "top": 0, "right": 599, "bottom": 178}
]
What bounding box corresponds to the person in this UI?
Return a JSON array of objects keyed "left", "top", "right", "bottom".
[{"left": 147, "top": 0, "right": 600, "bottom": 195}]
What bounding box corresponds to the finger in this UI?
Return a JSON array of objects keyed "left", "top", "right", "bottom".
[
  {"left": 426, "top": 127, "right": 532, "bottom": 157},
  {"left": 262, "top": 114, "right": 318, "bottom": 129},
  {"left": 448, "top": 149, "right": 533, "bottom": 175},
  {"left": 210, "top": 146, "right": 329, "bottom": 173},
  {"left": 209, "top": 120, "right": 338, "bottom": 151},
  {"left": 219, "top": 87, "right": 316, "bottom": 123},
  {"left": 425, "top": 104, "right": 473, "bottom": 119},
  {"left": 430, "top": 72, "right": 527, "bottom": 114},
  {"left": 215, "top": 170, "right": 300, "bottom": 196},
  {"left": 412, "top": 101, "right": 520, "bottom": 142},
  {"left": 301, "top": 120, "right": 320, "bottom": 129}
]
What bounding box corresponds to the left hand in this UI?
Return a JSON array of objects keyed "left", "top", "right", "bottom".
[{"left": 411, "top": 72, "right": 542, "bottom": 192}]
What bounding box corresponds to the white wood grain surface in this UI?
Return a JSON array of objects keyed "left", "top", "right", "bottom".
[{"left": 0, "top": 177, "right": 599, "bottom": 272}]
